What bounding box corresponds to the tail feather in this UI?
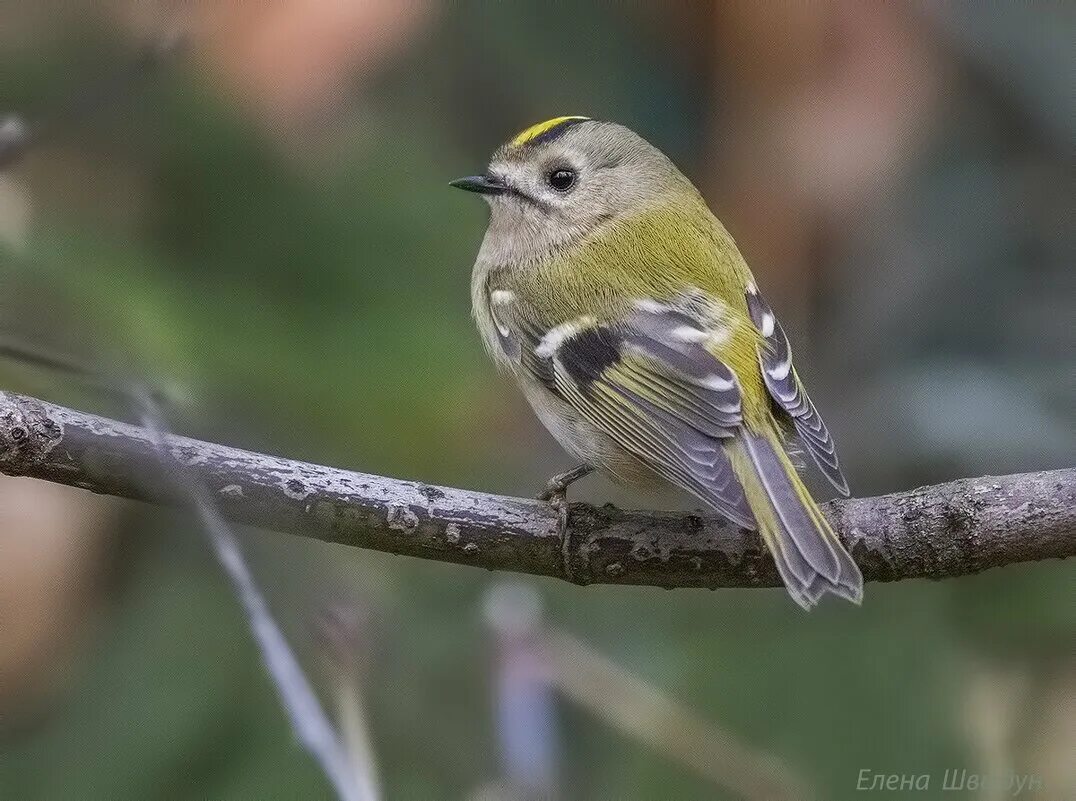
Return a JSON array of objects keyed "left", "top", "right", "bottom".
[{"left": 730, "top": 430, "right": 863, "bottom": 610}]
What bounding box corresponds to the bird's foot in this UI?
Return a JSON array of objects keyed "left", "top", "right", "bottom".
[
  {"left": 538, "top": 465, "right": 593, "bottom": 583},
  {"left": 538, "top": 464, "right": 593, "bottom": 584},
  {"left": 537, "top": 463, "right": 594, "bottom": 502}
]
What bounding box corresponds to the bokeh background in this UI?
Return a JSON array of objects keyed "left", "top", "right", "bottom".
[{"left": 1, "top": 2, "right": 1072, "bottom": 800}]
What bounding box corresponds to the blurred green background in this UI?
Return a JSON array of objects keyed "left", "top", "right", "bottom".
[{"left": 1, "top": 2, "right": 1072, "bottom": 800}]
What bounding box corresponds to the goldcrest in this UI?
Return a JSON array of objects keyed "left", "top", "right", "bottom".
[{"left": 453, "top": 117, "right": 861, "bottom": 609}]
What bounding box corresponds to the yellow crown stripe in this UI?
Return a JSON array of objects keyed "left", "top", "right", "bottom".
[{"left": 510, "top": 116, "right": 590, "bottom": 147}]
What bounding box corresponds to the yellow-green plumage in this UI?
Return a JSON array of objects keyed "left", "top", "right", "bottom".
[
  {"left": 517, "top": 201, "right": 772, "bottom": 424},
  {"left": 457, "top": 117, "right": 862, "bottom": 609}
]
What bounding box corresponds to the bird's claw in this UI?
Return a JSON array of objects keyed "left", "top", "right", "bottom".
[
  {"left": 537, "top": 463, "right": 593, "bottom": 503},
  {"left": 537, "top": 466, "right": 593, "bottom": 571},
  {"left": 538, "top": 480, "right": 567, "bottom": 504}
]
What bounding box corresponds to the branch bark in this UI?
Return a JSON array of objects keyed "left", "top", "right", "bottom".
[{"left": 1, "top": 390, "right": 1072, "bottom": 589}]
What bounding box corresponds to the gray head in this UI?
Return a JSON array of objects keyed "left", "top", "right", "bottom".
[{"left": 451, "top": 117, "right": 689, "bottom": 264}]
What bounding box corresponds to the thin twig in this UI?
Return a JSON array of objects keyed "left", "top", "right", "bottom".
[
  {"left": 545, "top": 629, "right": 808, "bottom": 800},
  {"left": 0, "top": 33, "right": 377, "bottom": 796},
  {"left": 135, "top": 390, "right": 365, "bottom": 801},
  {"left": 0, "top": 338, "right": 367, "bottom": 801},
  {"left": 484, "top": 582, "right": 806, "bottom": 800},
  {"left": 316, "top": 601, "right": 382, "bottom": 801},
  {"left": 0, "top": 332, "right": 156, "bottom": 398}
]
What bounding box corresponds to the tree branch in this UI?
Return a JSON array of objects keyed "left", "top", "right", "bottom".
[{"left": 1, "top": 390, "right": 1072, "bottom": 589}]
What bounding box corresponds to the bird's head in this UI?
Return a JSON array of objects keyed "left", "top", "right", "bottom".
[{"left": 452, "top": 117, "right": 689, "bottom": 264}]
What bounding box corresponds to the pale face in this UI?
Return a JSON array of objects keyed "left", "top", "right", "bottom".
[{"left": 453, "top": 120, "right": 683, "bottom": 266}]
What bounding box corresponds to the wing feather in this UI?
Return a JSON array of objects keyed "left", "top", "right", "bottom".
[
  {"left": 525, "top": 299, "right": 756, "bottom": 529},
  {"left": 744, "top": 287, "right": 850, "bottom": 496}
]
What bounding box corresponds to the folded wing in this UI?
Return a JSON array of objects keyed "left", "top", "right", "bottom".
[
  {"left": 744, "top": 285, "right": 850, "bottom": 496},
  {"left": 519, "top": 298, "right": 755, "bottom": 530}
]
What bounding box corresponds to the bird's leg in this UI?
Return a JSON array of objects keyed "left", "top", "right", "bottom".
[
  {"left": 538, "top": 464, "right": 594, "bottom": 583},
  {"left": 537, "top": 463, "right": 594, "bottom": 503}
]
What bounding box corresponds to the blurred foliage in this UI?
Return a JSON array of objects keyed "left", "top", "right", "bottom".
[
  {"left": 0, "top": 520, "right": 331, "bottom": 800},
  {"left": 0, "top": 3, "right": 1072, "bottom": 801}
]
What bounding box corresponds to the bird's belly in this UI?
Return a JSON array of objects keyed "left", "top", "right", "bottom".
[{"left": 519, "top": 379, "right": 658, "bottom": 488}]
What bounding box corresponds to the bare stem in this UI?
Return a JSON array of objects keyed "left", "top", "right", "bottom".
[
  {"left": 134, "top": 392, "right": 367, "bottom": 801},
  {"left": 545, "top": 629, "right": 808, "bottom": 800}
]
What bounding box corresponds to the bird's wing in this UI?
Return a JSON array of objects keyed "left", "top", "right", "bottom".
[
  {"left": 744, "top": 285, "right": 850, "bottom": 496},
  {"left": 514, "top": 296, "right": 756, "bottom": 529}
]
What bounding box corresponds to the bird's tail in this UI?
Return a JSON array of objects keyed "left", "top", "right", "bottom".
[{"left": 729, "top": 430, "right": 862, "bottom": 610}]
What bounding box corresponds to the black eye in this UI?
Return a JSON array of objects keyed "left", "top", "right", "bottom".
[{"left": 547, "top": 168, "right": 576, "bottom": 192}]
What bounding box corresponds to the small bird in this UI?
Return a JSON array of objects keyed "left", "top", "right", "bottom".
[{"left": 452, "top": 116, "right": 862, "bottom": 609}]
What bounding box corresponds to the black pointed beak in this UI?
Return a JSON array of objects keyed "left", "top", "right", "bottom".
[{"left": 449, "top": 174, "right": 509, "bottom": 195}]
